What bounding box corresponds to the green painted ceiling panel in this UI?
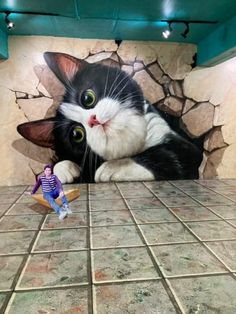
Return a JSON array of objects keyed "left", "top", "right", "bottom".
[{"left": 0, "top": 0, "right": 236, "bottom": 64}]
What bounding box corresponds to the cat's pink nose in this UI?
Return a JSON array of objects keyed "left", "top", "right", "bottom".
[{"left": 88, "top": 114, "right": 100, "bottom": 128}]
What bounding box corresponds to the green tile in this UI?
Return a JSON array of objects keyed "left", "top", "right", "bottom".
[
  {"left": 152, "top": 243, "right": 226, "bottom": 276},
  {"left": 33, "top": 228, "right": 87, "bottom": 251},
  {"left": 95, "top": 281, "right": 176, "bottom": 313},
  {"left": 140, "top": 223, "right": 195, "bottom": 244},
  {"left": 93, "top": 247, "right": 158, "bottom": 282},
  {"left": 7, "top": 287, "right": 89, "bottom": 314},
  {"left": 0, "top": 231, "right": 35, "bottom": 254},
  {"left": 91, "top": 225, "right": 143, "bottom": 248},
  {"left": 19, "top": 251, "right": 88, "bottom": 288},
  {"left": 170, "top": 275, "right": 236, "bottom": 313},
  {"left": 0, "top": 255, "right": 25, "bottom": 289}
]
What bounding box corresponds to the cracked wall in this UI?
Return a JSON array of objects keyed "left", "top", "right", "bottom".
[{"left": 0, "top": 36, "right": 235, "bottom": 185}]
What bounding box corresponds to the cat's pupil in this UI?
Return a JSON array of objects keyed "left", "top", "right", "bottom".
[
  {"left": 81, "top": 89, "right": 96, "bottom": 108},
  {"left": 72, "top": 126, "right": 84, "bottom": 143}
]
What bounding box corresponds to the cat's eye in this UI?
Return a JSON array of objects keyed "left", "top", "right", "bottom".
[
  {"left": 72, "top": 126, "right": 84, "bottom": 143},
  {"left": 81, "top": 89, "right": 96, "bottom": 107}
]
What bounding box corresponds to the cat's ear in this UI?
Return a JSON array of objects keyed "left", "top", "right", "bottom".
[
  {"left": 44, "top": 52, "right": 87, "bottom": 86},
  {"left": 17, "top": 118, "right": 55, "bottom": 148}
]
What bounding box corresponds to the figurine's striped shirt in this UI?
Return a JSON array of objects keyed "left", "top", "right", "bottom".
[{"left": 31, "top": 175, "right": 63, "bottom": 194}]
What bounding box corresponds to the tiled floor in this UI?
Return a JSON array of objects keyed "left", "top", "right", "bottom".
[{"left": 0, "top": 180, "right": 236, "bottom": 313}]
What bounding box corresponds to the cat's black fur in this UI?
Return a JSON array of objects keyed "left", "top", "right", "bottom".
[{"left": 17, "top": 52, "right": 203, "bottom": 183}]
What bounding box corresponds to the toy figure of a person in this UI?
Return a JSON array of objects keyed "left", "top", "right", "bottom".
[{"left": 31, "top": 164, "right": 72, "bottom": 220}]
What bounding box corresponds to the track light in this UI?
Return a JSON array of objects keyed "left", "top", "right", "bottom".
[
  {"left": 162, "top": 22, "right": 173, "bottom": 39},
  {"left": 161, "top": 19, "right": 217, "bottom": 40},
  {"left": 5, "top": 12, "right": 14, "bottom": 30},
  {"left": 181, "top": 22, "right": 190, "bottom": 38}
]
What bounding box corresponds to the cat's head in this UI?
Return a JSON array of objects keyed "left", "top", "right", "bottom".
[{"left": 17, "top": 52, "right": 148, "bottom": 162}]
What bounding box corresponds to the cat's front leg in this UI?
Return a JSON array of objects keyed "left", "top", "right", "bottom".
[
  {"left": 53, "top": 160, "right": 80, "bottom": 183},
  {"left": 95, "top": 158, "right": 155, "bottom": 182}
]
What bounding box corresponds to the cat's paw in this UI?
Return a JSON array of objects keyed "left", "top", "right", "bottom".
[
  {"left": 53, "top": 160, "right": 80, "bottom": 183},
  {"left": 95, "top": 158, "right": 155, "bottom": 182}
]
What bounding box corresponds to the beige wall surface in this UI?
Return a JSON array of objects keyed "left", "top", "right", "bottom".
[{"left": 0, "top": 36, "right": 235, "bottom": 185}]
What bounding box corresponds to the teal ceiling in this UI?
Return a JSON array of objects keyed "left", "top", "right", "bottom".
[{"left": 1, "top": 0, "right": 236, "bottom": 65}]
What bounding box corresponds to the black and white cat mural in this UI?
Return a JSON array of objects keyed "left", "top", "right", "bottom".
[{"left": 17, "top": 52, "right": 203, "bottom": 183}]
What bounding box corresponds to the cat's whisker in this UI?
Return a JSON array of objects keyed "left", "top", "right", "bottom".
[
  {"left": 107, "top": 68, "right": 123, "bottom": 98},
  {"left": 104, "top": 64, "right": 111, "bottom": 98},
  {"left": 109, "top": 73, "right": 130, "bottom": 99}
]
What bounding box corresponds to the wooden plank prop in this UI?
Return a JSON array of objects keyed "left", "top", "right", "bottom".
[{"left": 32, "top": 189, "right": 80, "bottom": 209}]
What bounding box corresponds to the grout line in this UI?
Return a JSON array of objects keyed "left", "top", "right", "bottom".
[
  {"left": 116, "top": 182, "right": 184, "bottom": 314},
  {"left": 3, "top": 210, "right": 47, "bottom": 312},
  {"left": 87, "top": 184, "right": 94, "bottom": 314},
  {"left": 15, "top": 282, "right": 89, "bottom": 291}
]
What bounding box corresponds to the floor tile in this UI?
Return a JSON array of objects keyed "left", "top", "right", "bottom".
[
  {"left": 227, "top": 219, "right": 236, "bottom": 227},
  {"left": 7, "top": 287, "right": 89, "bottom": 314},
  {"left": 16, "top": 194, "right": 37, "bottom": 204},
  {"left": 6, "top": 203, "right": 46, "bottom": 215},
  {"left": 117, "top": 182, "right": 147, "bottom": 190},
  {"left": 91, "top": 210, "right": 133, "bottom": 226},
  {"left": 90, "top": 199, "right": 127, "bottom": 211},
  {"left": 33, "top": 228, "right": 87, "bottom": 252},
  {"left": 140, "top": 223, "right": 195, "bottom": 244},
  {"left": 171, "top": 180, "right": 201, "bottom": 188},
  {"left": 0, "top": 231, "right": 35, "bottom": 255},
  {"left": 89, "top": 185, "right": 122, "bottom": 200},
  {"left": 68, "top": 199, "right": 88, "bottom": 211},
  {"left": 151, "top": 243, "right": 226, "bottom": 276},
  {"left": 169, "top": 275, "right": 236, "bottom": 313},
  {"left": 0, "top": 255, "right": 25, "bottom": 289},
  {"left": 69, "top": 183, "right": 88, "bottom": 200},
  {"left": 91, "top": 225, "right": 143, "bottom": 248},
  {"left": 193, "top": 194, "right": 234, "bottom": 206},
  {"left": 117, "top": 184, "right": 154, "bottom": 198},
  {"left": 95, "top": 280, "right": 176, "bottom": 313},
  {"left": 170, "top": 205, "right": 219, "bottom": 221},
  {"left": 158, "top": 196, "right": 199, "bottom": 207},
  {"left": 197, "top": 180, "right": 229, "bottom": 188},
  {"left": 0, "top": 292, "right": 9, "bottom": 312},
  {"left": 0, "top": 204, "right": 12, "bottom": 216},
  {"left": 0, "top": 186, "right": 27, "bottom": 194},
  {"left": 89, "top": 183, "right": 117, "bottom": 191},
  {"left": 18, "top": 251, "right": 88, "bottom": 288},
  {"left": 131, "top": 208, "right": 177, "bottom": 223},
  {"left": 180, "top": 185, "right": 212, "bottom": 194},
  {"left": 126, "top": 197, "right": 165, "bottom": 210},
  {"left": 0, "top": 194, "right": 21, "bottom": 204},
  {"left": 206, "top": 240, "right": 236, "bottom": 271},
  {"left": 186, "top": 221, "right": 236, "bottom": 240},
  {"left": 1, "top": 180, "right": 236, "bottom": 313},
  {"left": 0, "top": 215, "right": 43, "bottom": 231},
  {"left": 93, "top": 247, "right": 158, "bottom": 282},
  {"left": 43, "top": 212, "right": 87, "bottom": 229},
  {"left": 207, "top": 204, "right": 236, "bottom": 219}
]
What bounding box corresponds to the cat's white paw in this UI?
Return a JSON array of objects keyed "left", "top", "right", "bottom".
[
  {"left": 95, "top": 158, "right": 155, "bottom": 182},
  {"left": 53, "top": 160, "right": 80, "bottom": 183}
]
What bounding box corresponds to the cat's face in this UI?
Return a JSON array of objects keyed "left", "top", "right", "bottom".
[{"left": 56, "top": 61, "right": 147, "bottom": 160}]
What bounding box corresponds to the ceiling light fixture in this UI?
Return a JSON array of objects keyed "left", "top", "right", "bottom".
[
  {"left": 181, "top": 22, "right": 190, "bottom": 38},
  {"left": 162, "top": 21, "right": 173, "bottom": 39},
  {"left": 1, "top": 10, "right": 72, "bottom": 30},
  {"left": 5, "top": 12, "right": 14, "bottom": 30},
  {"left": 161, "top": 19, "right": 217, "bottom": 39}
]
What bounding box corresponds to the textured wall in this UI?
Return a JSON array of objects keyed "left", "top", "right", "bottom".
[{"left": 0, "top": 36, "right": 235, "bottom": 185}]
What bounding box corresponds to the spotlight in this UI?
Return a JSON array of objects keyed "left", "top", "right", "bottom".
[
  {"left": 162, "top": 22, "right": 172, "bottom": 39},
  {"left": 181, "top": 22, "right": 190, "bottom": 38},
  {"left": 5, "top": 12, "right": 14, "bottom": 30}
]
